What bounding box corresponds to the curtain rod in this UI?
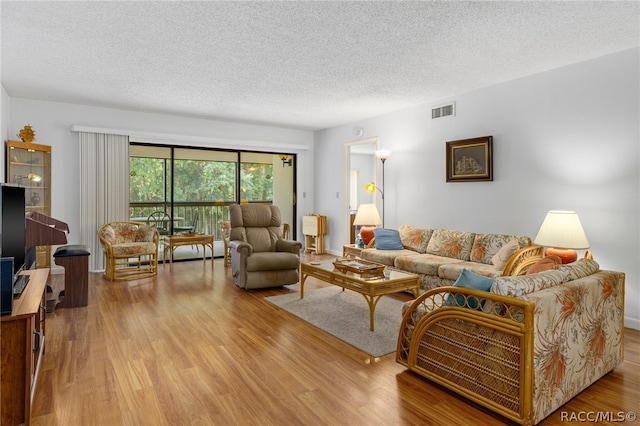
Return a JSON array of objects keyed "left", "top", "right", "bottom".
[{"left": 69, "top": 125, "right": 310, "bottom": 152}]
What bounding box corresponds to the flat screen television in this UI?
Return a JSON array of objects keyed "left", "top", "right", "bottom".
[{"left": 0, "top": 184, "right": 32, "bottom": 295}]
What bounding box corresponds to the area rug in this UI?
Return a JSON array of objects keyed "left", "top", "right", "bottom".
[{"left": 265, "top": 287, "right": 404, "bottom": 357}]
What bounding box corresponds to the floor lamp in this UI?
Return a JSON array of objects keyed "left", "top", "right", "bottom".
[{"left": 365, "top": 149, "right": 391, "bottom": 228}]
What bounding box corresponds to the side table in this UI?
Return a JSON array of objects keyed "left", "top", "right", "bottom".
[
  {"left": 163, "top": 234, "right": 214, "bottom": 271},
  {"left": 343, "top": 244, "right": 363, "bottom": 258}
]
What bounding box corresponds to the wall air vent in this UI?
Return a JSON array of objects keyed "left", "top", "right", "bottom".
[{"left": 432, "top": 102, "right": 455, "bottom": 119}]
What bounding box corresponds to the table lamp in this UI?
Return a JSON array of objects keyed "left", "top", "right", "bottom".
[
  {"left": 353, "top": 203, "right": 382, "bottom": 247},
  {"left": 533, "top": 210, "right": 590, "bottom": 264}
]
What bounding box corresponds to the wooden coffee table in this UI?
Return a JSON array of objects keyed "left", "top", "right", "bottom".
[
  {"left": 299, "top": 260, "right": 420, "bottom": 331},
  {"left": 163, "top": 234, "right": 214, "bottom": 271}
]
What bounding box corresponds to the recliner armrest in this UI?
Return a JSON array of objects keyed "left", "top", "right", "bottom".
[
  {"left": 276, "top": 239, "right": 302, "bottom": 253},
  {"left": 230, "top": 240, "right": 253, "bottom": 256}
]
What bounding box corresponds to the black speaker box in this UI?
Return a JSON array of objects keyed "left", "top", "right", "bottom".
[{"left": 1, "top": 257, "right": 14, "bottom": 315}]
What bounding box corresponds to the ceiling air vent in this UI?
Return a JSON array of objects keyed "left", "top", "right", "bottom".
[{"left": 432, "top": 102, "right": 455, "bottom": 119}]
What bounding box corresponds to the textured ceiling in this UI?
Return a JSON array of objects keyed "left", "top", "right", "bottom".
[{"left": 2, "top": 1, "right": 639, "bottom": 131}]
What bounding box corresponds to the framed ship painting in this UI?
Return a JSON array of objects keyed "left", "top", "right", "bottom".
[{"left": 446, "top": 136, "right": 493, "bottom": 182}]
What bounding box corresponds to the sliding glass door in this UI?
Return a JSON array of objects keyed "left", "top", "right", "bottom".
[{"left": 129, "top": 144, "right": 295, "bottom": 261}]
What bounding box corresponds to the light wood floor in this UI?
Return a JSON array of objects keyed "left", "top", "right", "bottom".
[{"left": 33, "top": 254, "right": 640, "bottom": 425}]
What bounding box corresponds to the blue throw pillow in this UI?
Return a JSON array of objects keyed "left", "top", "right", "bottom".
[
  {"left": 373, "top": 228, "right": 404, "bottom": 250},
  {"left": 445, "top": 269, "right": 495, "bottom": 309}
]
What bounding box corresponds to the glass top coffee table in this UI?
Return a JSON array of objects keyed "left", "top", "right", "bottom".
[{"left": 299, "top": 259, "right": 420, "bottom": 331}]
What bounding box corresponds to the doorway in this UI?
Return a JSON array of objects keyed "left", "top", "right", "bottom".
[{"left": 344, "top": 137, "right": 378, "bottom": 244}]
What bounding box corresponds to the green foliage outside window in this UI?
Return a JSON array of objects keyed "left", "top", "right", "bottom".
[
  {"left": 173, "top": 160, "right": 238, "bottom": 202},
  {"left": 130, "top": 156, "right": 273, "bottom": 203},
  {"left": 129, "top": 157, "right": 167, "bottom": 202},
  {"left": 240, "top": 162, "right": 273, "bottom": 202}
]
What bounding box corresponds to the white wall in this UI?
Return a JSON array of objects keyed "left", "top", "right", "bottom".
[
  {"left": 1, "top": 85, "right": 10, "bottom": 170},
  {"left": 314, "top": 48, "right": 640, "bottom": 329},
  {"left": 3, "top": 98, "right": 314, "bottom": 250}
]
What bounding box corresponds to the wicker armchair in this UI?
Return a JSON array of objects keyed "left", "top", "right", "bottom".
[{"left": 98, "top": 222, "right": 159, "bottom": 281}]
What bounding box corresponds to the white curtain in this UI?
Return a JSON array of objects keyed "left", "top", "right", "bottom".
[{"left": 79, "top": 132, "right": 129, "bottom": 272}]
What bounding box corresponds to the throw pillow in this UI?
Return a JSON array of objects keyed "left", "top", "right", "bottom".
[
  {"left": 373, "top": 228, "right": 404, "bottom": 250},
  {"left": 360, "top": 226, "right": 375, "bottom": 246},
  {"left": 445, "top": 268, "right": 495, "bottom": 309},
  {"left": 526, "top": 255, "right": 562, "bottom": 275},
  {"left": 135, "top": 224, "right": 157, "bottom": 242},
  {"left": 490, "top": 239, "right": 520, "bottom": 270}
]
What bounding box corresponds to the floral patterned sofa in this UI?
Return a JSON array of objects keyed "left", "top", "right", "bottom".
[
  {"left": 359, "top": 225, "right": 543, "bottom": 291},
  {"left": 98, "top": 222, "right": 159, "bottom": 281},
  {"left": 396, "top": 258, "right": 625, "bottom": 425}
]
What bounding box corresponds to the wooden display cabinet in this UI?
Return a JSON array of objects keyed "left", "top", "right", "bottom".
[{"left": 6, "top": 140, "right": 52, "bottom": 268}]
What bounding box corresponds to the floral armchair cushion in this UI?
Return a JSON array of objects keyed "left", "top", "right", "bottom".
[
  {"left": 135, "top": 224, "right": 157, "bottom": 242},
  {"left": 100, "top": 224, "right": 116, "bottom": 244}
]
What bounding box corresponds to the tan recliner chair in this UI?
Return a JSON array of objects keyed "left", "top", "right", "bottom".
[{"left": 229, "top": 204, "right": 302, "bottom": 289}]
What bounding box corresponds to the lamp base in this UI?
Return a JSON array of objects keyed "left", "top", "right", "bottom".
[
  {"left": 545, "top": 247, "right": 577, "bottom": 264},
  {"left": 359, "top": 226, "right": 375, "bottom": 247}
]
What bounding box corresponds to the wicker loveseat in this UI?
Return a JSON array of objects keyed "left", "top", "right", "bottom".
[
  {"left": 98, "top": 222, "right": 159, "bottom": 281},
  {"left": 396, "top": 258, "right": 625, "bottom": 425},
  {"left": 359, "top": 224, "right": 543, "bottom": 291}
]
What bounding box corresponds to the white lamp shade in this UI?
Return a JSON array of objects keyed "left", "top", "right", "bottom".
[
  {"left": 534, "top": 210, "right": 590, "bottom": 249},
  {"left": 353, "top": 203, "right": 382, "bottom": 226},
  {"left": 375, "top": 149, "right": 391, "bottom": 160}
]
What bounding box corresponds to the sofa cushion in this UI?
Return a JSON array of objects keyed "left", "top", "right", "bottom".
[
  {"left": 395, "top": 253, "right": 462, "bottom": 276},
  {"left": 491, "top": 269, "right": 567, "bottom": 298},
  {"left": 490, "top": 239, "right": 520, "bottom": 270},
  {"left": 526, "top": 255, "right": 562, "bottom": 275},
  {"left": 374, "top": 228, "right": 404, "bottom": 250},
  {"left": 445, "top": 269, "right": 495, "bottom": 309},
  {"left": 360, "top": 248, "right": 418, "bottom": 266},
  {"left": 398, "top": 224, "right": 434, "bottom": 253},
  {"left": 558, "top": 258, "right": 600, "bottom": 281},
  {"left": 471, "top": 234, "right": 525, "bottom": 265},
  {"left": 426, "top": 229, "right": 475, "bottom": 261},
  {"left": 438, "top": 261, "right": 502, "bottom": 281}
]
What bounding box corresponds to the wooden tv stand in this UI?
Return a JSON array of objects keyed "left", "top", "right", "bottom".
[{"left": 1, "top": 268, "right": 49, "bottom": 425}]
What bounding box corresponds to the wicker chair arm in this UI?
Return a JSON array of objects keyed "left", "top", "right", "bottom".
[{"left": 501, "top": 244, "right": 544, "bottom": 276}]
